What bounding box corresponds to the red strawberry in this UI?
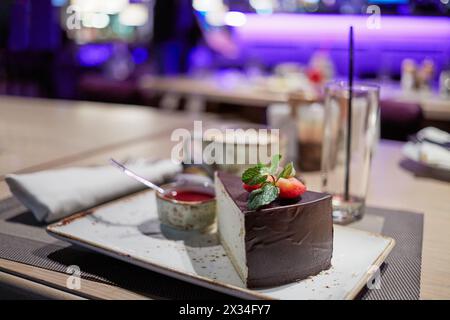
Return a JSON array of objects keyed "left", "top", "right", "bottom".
[
  {"left": 243, "top": 183, "right": 261, "bottom": 192},
  {"left": 276, "top": 177, "right": 307, "bottom": 199},
  {"left": 242, "top": 176, "right": 275, "bottom": 192},
  {"left": 307, "top": 68, "right": 324, "bottom": 84}
]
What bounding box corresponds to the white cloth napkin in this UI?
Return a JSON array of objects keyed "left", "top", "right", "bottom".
[
  {"left": 418, "top": 142, "right": 450, "bottom": 170},
  {"left": 416, "top": 127, "right": 450, "bottom": 169},
  {"left": 5, "top": 159, "right": 182, "bottom": 223},
  {"left": 403, "top": 127, "right": 450, "bottom": 171},
  {"left": 416, "top": 127, "right": 450, "bottom": 145}
]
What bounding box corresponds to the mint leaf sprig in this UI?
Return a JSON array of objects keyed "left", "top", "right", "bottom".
[
  {"left": 241, "top": 154, "right": 296, "bottom": 210},
  {"left": 277, "top": 161, "right": 295, "bottom": 180},
  {"left": 248, "top": 184, "right": 279, "bottom": 211}
]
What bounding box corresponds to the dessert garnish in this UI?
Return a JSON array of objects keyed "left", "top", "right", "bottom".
[{"left": 241, "top": 154, "right": 306, "bottom": 210}]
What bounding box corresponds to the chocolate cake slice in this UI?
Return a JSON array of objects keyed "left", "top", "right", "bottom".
[{"left": 215, "top": 171, "right": 333, "bottom": 288}]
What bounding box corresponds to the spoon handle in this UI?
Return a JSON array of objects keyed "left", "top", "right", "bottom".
[{"left": 109, "top": 158, "right": 165, "bottom": 194}]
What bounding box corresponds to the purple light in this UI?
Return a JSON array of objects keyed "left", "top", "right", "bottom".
[
  {"left": 77, "top": 44, "right": 112, "bottom": 67},
  {"left": 234, "top": 14, "right": 450, "bottom": 43},
  {"left": 232, "top": 14, "right": 450, "bottom": 77},
  {"left": 131, "top": 47, "right": 149, "bottom": 64}
]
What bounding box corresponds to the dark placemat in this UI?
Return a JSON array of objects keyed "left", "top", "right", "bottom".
[
  {"left": 355, "top": 207, "right": 423, "bottom": 300},
  {"left": 0, "top": 197, "right": 422, "bottom": 300}
]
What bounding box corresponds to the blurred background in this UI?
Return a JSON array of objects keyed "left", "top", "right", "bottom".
[{"left": 0, "top": 0, "right": 449, "bottom": 140}]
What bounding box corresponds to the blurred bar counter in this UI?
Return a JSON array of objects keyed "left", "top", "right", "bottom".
[
  {"left": 139, "top": 74, "right": 288, "bottom": 107},
  {"left": 138, "top": 75, "right": 450, "bottom": 126}
]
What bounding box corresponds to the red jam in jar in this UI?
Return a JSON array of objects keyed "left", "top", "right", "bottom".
[{"left": 167, "top": 190, "right": 214, "bottom": 202}]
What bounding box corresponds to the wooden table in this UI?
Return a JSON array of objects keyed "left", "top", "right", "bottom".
[{"left": 0, "top": 96, "right": 449, "bottom": 299}]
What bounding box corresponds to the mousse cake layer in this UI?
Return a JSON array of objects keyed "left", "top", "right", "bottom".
[{"left": 215, "top": 171, "right": 333, "bottom": 288}]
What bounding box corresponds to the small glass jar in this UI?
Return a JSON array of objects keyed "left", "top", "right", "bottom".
[{"left": 155, "top": 180, "right": 216, "bottom": 232}]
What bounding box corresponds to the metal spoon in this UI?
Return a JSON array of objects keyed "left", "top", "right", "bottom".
[{"left": 109, "top": 158, "right": 165, "bottom": 194}]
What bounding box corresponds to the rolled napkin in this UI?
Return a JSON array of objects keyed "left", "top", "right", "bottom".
[
  {"left": 418, "top": 141, "right": 450, "bottom": 170},
  {"left": 5, "top": 159, "right": 182, "bottom": 223},
  {"left": 403, "top": 127, "right": 450, "bottom": 171},
  {"left": 416, "top": 127, "right": 450, "bottom": 147}
]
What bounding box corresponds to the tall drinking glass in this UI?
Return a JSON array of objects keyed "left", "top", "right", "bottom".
[{"left": 321, "top": 82, "right": 380, "bottom": 224}]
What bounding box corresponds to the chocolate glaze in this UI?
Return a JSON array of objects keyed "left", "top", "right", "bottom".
[{"left": 218, "top": 171, "right": 333, "bottom": 288}]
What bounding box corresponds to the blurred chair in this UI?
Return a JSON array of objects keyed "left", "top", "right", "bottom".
[
  {"left": 2, "top": 0, "right": 62, "bottom": 98},
  {"left": 78, "top": 74, "right": 140, "bottom": 105},
  {"left": 380, "top": 100, "right": 423, "bottom": 141}
]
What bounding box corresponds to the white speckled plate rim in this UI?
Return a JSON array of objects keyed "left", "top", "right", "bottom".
[{"left": 47, "top": 190, "right": 395, "bottom": 300}]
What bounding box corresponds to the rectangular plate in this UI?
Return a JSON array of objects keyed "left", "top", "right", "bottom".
[{"left": 47, "top": 190, "right": 395, "bottom": 300}]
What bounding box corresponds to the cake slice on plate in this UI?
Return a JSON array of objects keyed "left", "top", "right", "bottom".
[{"left": 214, "top": 165, "right": 333, "bottom": 288}]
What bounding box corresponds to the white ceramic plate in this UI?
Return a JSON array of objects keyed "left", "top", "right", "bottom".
[{"left": 47, "top": 191, "right": 395, "bottom": 300}]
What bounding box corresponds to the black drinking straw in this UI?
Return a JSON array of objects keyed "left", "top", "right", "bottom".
[{"left": 345, "top": 26, "right": 354, "bottom": 202}]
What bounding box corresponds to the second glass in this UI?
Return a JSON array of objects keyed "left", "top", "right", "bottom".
[{"left": 321, "top": 81, "right": 380, "bottom": 224}]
